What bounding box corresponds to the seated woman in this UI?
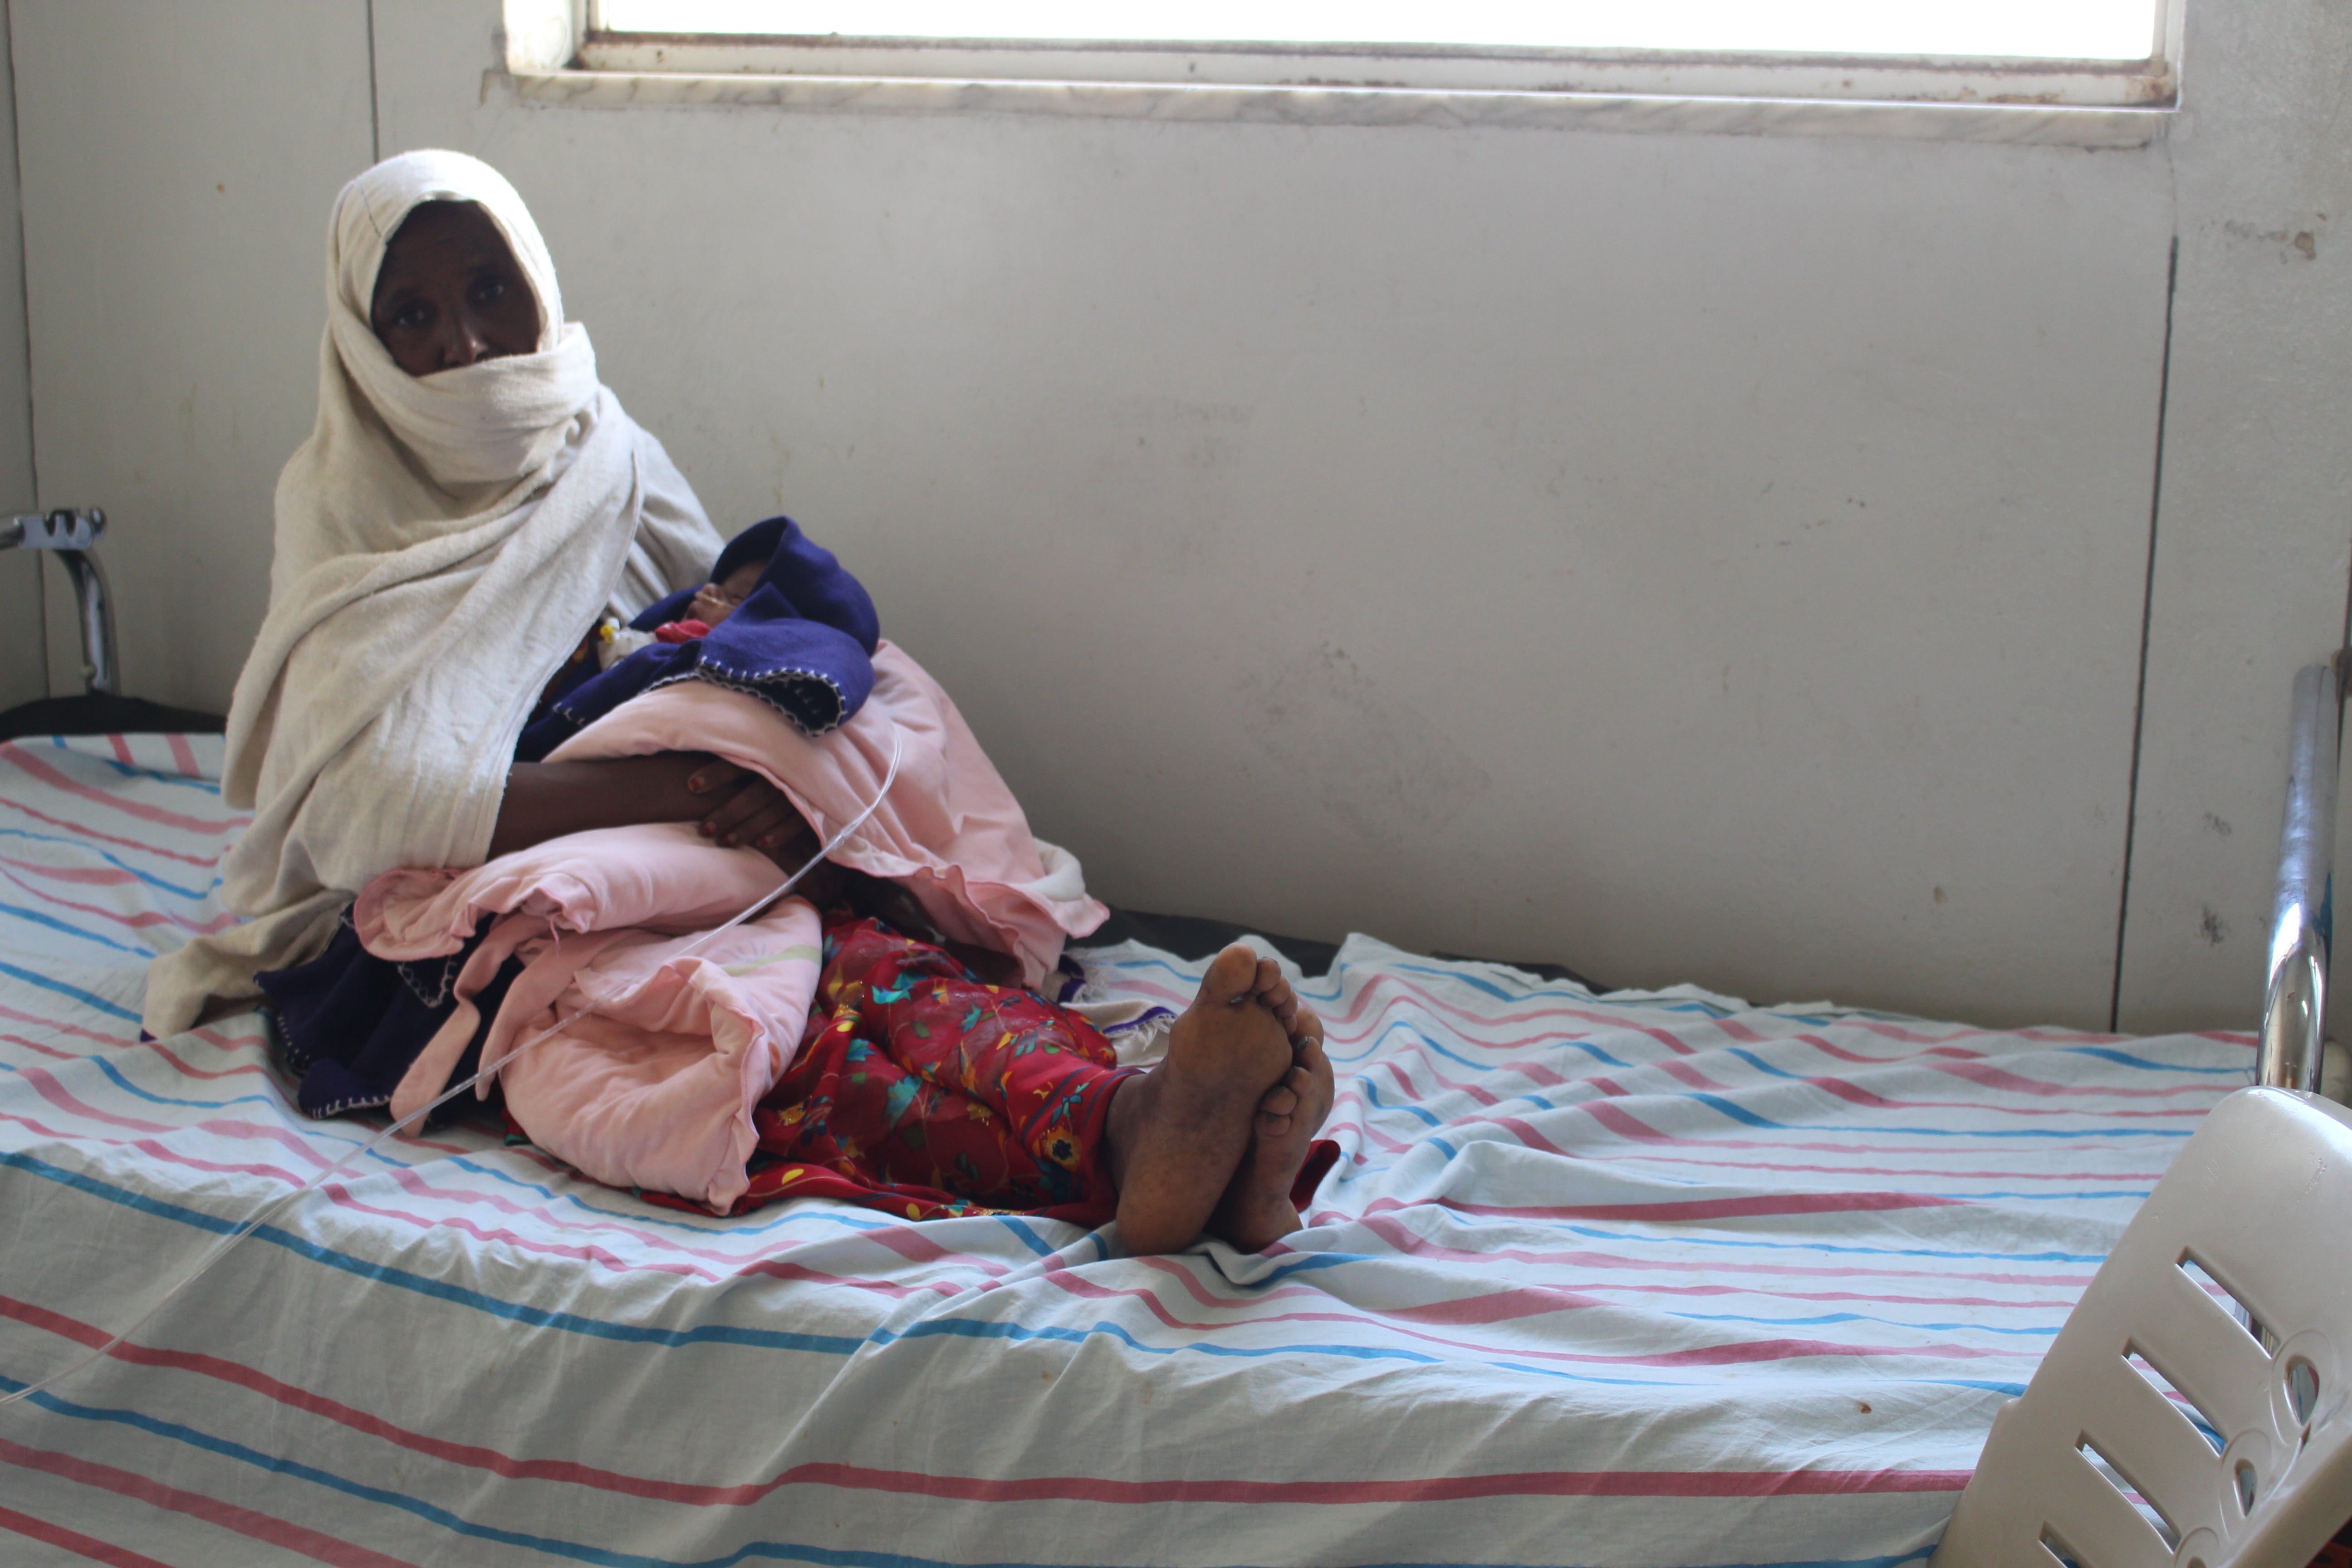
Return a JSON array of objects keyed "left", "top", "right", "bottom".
[{"left": 143, "top": 150, "right": 1332, "bottom": 1254}]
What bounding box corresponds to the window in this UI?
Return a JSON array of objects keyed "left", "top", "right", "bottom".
[
  {"left": 509, "top": 0, "right": 2178, "bottom": 140},
  {"left": 598, "top": 0, "right": 2163, "bottom": 63}
]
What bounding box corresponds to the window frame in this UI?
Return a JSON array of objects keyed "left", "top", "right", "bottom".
[{"left": 503, "top": 0, "right": 2180, "bottom": 145}]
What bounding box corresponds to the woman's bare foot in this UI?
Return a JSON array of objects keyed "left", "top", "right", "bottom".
[
  {"left": 1208, "top": 1010, "right": 1336, "bottom": 1252},
  {"left": 1106, "top": 945, "right": 1298, "bottom": 1254}
]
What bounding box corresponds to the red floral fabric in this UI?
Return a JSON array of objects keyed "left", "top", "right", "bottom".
[{"left": 725, "top": 917, "right": 1140, "bottom": 1223}]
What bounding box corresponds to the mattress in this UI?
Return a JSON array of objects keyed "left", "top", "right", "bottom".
[{"left": 0, "top": 733, "right": 2257, "bottom": 1567}]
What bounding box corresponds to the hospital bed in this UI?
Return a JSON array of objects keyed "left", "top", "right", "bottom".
[{"left": 1, "top": 660, "right": 2347, "bottom": 1564}]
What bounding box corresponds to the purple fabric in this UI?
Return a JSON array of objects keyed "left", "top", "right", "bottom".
[{"left": 520, "top": 516, "right": 877, "bottom": 760}]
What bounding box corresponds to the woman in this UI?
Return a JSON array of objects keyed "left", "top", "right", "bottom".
[
  {"left": 144, "top": 150, "right": 1337, "bottom": 1253},
  {"left": 143, "top": 150, "right": 805, "bottom": 1039}
]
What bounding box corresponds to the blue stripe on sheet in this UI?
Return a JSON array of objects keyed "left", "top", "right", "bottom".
[
  {"left": 877, "top": 1316, "right": 1691, "bottom": 1387},
  {"left": 1724, "top": 1043, "right": 2243, "bottom": 1082},
  {"left": 1662, "top": 1311, "right": 2060, "bottom": 1335},
  {"left": 1360, "top": 1079, "right": 1443, "bottom": 1127},
  {"left": 0, "top": 902, "right": 151, "bottom": 956},
  {"left": 57, "top": 745, "right": 223, "bottom": 794},
  {"left": 1326, "top": 1020, "right": 1632, "bottom": 1072},
  {"left": 4, "top": 1152, "right": 1735, "bottom": 1386},
  {"left": 1677, "top": 1092, "right": 2195, "bottom": 1139},
  {"left": 3, "top": 1381, "right": 1938, "bottom": 1568},
  {"left": 2067, "top": 1045, "right": 2249, "bottom": 1075},
  {"left": 0, "top": 827, "right": 221, "bottom": 898},
  {"left": 7, "top": 1378, "right": 828, "bottom": 1568},
  {"left": 0, "top": 959, "right": 140, "bottom": 1023},
  {"left": 0, "top": 1054, "right": 289, "bottom": 1115},
  {"left": 4, "top": 1146, "right": 872, "bottom": 1354},
  {"left": 10, "top": 1048, "right": 287, "bottom": 1109},
  {"left": 993, "top": 1216, "right": 1063, "bottom": 1258},
  {"left": 1545, "top": 1219, "right": 2108, "bottom": 1265}
]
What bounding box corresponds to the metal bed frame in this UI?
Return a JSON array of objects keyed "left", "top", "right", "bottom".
[
  {"left": 1, "top": 505, "right": 117, "bottom": 697},
  {"left": 0, "top": 505, "right": 225, "bottom": 738},
  {"left": 2258, "top": 655, "right": 2342, "bottom": 1094}
]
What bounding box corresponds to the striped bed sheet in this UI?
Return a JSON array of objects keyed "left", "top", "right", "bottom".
[{"left": 0, "top": 732, "right": 2257, "bottom": 1568}]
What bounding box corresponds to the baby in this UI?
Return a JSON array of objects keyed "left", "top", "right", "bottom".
[
  {"left": 520, "top": 514, "right": 881, "bottom": 762},
  {"left": 648, "top": 553, "right": 768, "bottom": 642}
]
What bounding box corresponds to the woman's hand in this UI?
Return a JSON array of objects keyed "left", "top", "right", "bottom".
[
  {"left": 488, "top": 751, "right": 815, "bottom": 868},
  {"left": 686, "top": 759, "right": 813, "bottom": 856}
]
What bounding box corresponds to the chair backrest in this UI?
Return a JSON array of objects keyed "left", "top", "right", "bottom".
[{"left": 1931, "top": 1088, "right": 2352, "bottom": 1568}]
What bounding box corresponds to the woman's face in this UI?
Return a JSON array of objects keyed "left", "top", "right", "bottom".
[{"left": 368, "top": 200, "right": 541, "bottom": 377}]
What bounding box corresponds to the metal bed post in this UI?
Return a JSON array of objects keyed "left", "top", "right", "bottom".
[
  {"left": 2257, "top": 654, "right": 2344, "bottom": 1092},
  {"left": 1, "top": 507, "right": 117, "bottom": 696}
]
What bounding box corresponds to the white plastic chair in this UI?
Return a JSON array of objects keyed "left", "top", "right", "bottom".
[{"left": 1931, "top": 1088, "right": 2352, "bottom": 1568}]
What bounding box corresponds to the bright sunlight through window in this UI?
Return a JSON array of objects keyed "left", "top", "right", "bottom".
[{"left": 597, "top": 0, "right": 2164, "bottom": 61}]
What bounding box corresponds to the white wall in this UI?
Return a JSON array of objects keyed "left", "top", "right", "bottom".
[
  {"left": 12, "top": 0, "right": 373, "bottom": 709},
  {"left": 7, "top": 1, "right": 2346, "bottom": 1035},
  {"left": 2113, "top": 2, "right": 2352, "bottom": 1035}
]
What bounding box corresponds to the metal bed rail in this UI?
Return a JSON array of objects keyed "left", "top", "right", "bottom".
[
  {"left": 1, "top": 506, "right": 116, "bottom": 696},
  {"left": 2258, "top": 652, "right": 2346, "bottom": 1093}
]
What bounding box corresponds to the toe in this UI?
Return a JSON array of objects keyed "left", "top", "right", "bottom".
[
  {"left": 1201, "top": 943, "right": 1263, "bottom": 1005},
  {"left": 1257, "top": 1082, "right": 1300, "bottom": 1118}
]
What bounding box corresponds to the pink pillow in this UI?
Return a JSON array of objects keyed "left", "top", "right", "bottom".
[
  {"left": 356, "top": 822, "right": 783, "bottom": 960},
  {"left": 495, "top": 901, "right": 824, "bottom": 1211}
]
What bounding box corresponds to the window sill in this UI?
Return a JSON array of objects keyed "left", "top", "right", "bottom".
[{"left": 508, "top": 67, "right": 2169, "bottom": 147}]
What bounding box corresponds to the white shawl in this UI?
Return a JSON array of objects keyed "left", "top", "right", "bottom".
[{"left": 143, "top": 151, "right": 722, "bottom": 1037}]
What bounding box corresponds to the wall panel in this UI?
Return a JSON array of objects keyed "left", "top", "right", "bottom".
[
  {"left": 0, "top": 0, "right": 41, "bottom": 712},
  {"left": 376, "top": 3, "right": 2173, "bottom": 1026},
  {"left": 10, "top": 0, "right": 373, "bottom": 717},
  {"left": 27, "top": 1, "right": 2329, "bottom": 1033}
]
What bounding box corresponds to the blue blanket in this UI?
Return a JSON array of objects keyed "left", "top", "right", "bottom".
[{"left": 520, "top": 516, "right": 878, "bottom": 760}]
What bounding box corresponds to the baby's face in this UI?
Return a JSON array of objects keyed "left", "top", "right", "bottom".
[{"left": 688, "top": 559, "right": 768, "bottom": 627}]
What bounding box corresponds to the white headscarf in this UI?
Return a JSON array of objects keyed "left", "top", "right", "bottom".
[{"left": 144, "top": 150, "right": 724, "bottom": 1037}]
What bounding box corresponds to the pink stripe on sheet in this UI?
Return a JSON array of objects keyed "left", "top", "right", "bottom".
[
  {"left": 0, "top": 746, "right": 244, "bottom": 833},
  {"left": 0, "top": 794, "right": 228, "bottom": 866},
  {"left": 1037, "top": 1268, "right": 2016, "bottom": 1367},
  {"left": 740, "top": 1459, "right": 1975, "bottom": 1504},
  {"left": 304, "top": 1162, "right": 1017, "bottom": 1289},
  {"left": 1348, "top": 1213, "right": 2101, "bottom": 1289},
  {"left": 166, "top": 734, "right": 200, "bottom": 776},
  {"left": 0, "top": 1502, "right": 177, "bottom": 1568},
  {"left": 1592, "top": 1150, "right": 2166, "bottom": 1183},
  {"left": 0, "top": 866, "right": 239, "bottom": 935},
  {"left": 0, "top": 1436, "right": 421, "bottom": 1568},
  {"left": 1114, "top": 1253, "right": 2072, "bottom": 1349},
  {"left": 0, "top": 1292, "right": 775, "bottom": 1506},
  {"left": 0, "top": 1002, "right": 127, "bottom": 1049},
  {"left": 1921, "top": 1058, "right": 2220, "bottom": 1100},
  {"left": 1407, "top": 1190, "right": 1966, "bottom": 1224},
  {"left": 2, "top": 1032, "right": 76, "bottom": 1060},
  {"left": 0, "top": 852, "right": 175, "bottom": 887},
  {"left": 0, "top": 1293, "right": 1973, "bottom": 1515},
  {"left": 1544, "top": 1279, "right": 2087, "bottom": 1312},
  {"left": 1318, "top": 980, "right": 1705, "bottom": 1057},
  {"left": 106, "top": 735, "right": 134, "bottom": 766}
]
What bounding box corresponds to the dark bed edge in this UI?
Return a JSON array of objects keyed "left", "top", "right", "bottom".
[{"left": 1080, "top": 905, "right": 1603, "bottom": 992}]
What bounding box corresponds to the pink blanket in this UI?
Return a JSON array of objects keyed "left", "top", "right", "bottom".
[
  {"left": 550, "top": 641, "right": 1099, "bottom": 994},
  {"left": 355, "top": 642, "right": 1105, "bottom": 1209}
]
